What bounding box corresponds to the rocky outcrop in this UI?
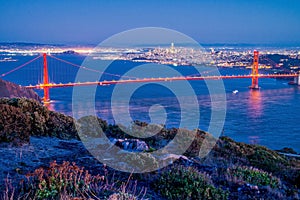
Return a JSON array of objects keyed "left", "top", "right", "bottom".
[
  {"left": 0, "top": 78, "right": 40, "bottom": 102},
  {"left": 276, "top": 147, "right": 298, "bottom": 155}
]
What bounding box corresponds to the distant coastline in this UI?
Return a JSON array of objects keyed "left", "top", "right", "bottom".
[{"left": 1, "top": 42, "right": 299, "bottom": 71}]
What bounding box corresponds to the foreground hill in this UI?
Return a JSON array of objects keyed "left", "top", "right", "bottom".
[{"left": 0, "top": 98, "right": 299, "bottom": 199}]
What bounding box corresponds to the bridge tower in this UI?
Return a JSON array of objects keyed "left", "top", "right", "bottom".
[
  {"left": 43, "top": 53, "right": 50, "bottom": 102},
  {"left": 250, "top": 50, "right": 259, "bottom": 89}
]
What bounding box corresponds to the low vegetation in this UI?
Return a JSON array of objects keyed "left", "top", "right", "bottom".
[
  {"left": 152, "top": 165, "right": 228, "bottom": 199},
  {"left": 226, "top": 166, "right": 281, "bottom": 188},
  {"left": 0, "top": 98, "right": 299, "bottom": 199},
  {"left": 6, "top": 161, "right": 144, "bottom": 200},
  {"left": 0, "top": 98, "right": 77, "bottom": 145}
]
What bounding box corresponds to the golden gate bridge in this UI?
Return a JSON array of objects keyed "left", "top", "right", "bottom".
[{"left": 0, "top": 50, "right": 299, "bottom": 103}]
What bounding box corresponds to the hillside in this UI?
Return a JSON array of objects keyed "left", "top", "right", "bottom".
[
  {"left": 0, "top": 78, "right": 41, "bottom": 101},
  {"left": 0, "top": 98, "right": 299, "bottom": 199}
]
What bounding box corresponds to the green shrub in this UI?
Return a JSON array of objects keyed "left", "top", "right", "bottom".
[
  {"left": 227, "top": 166, "right": 281, "bottom": 188},
  {"left": 153, "top": 165, "right": 228, "bottom": 200},
  {"left": 247, "top": 147, "right": 289, "bottom": 173}
]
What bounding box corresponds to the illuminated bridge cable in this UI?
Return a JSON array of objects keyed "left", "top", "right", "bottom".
[
  {"left": 0, "top": 55, "right": 43, "bottom": 78},
  {"left": 47, "top": 54, "right": 138, "bottom": 80}
]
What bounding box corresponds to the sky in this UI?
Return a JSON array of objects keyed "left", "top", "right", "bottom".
[{"left": 0, "top": 0, "right": 299, "bottom": 45}]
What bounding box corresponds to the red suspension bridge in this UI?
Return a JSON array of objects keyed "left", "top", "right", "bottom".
[{"left": 1, "top": 50, "right": 299, "bottom": 103}]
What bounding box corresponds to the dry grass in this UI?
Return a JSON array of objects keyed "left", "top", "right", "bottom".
[{"left": 1, "top": 161, "right": 145, "bottom": 200}]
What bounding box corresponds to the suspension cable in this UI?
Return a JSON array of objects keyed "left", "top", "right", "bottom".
[
  {"left": 0, "top": 54, "right": 42, "bottom": 77},
  {"left": 47, "top": 54, "right": 138, "bottom": 80}
]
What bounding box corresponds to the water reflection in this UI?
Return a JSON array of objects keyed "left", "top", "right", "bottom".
[
  {"left": 248, "top": 135, "right": 260, "bottom": 145},
  {"left": 44, "top": 101, "right": 54, "bottom": 111},
  {"left": 247, "top": 90, "right": 262, "bottom": 144},
  {"left": 44, "top": 100, "right": 73, "bottom": 116},
  {"left": 248, "top": 90, "right": 262, "bottom": 118}
]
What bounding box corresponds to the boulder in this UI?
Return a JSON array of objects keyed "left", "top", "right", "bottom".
[
  {"left": 276, "top": 147, "right": 298, "bottom": 155},
  {"left": 113, "top": 138, "right": 149, "bottom": 152}
]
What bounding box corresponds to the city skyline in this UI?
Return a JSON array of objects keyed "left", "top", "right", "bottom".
[{"left": 0, "top": 0, "right": 300, "bottom": 45}]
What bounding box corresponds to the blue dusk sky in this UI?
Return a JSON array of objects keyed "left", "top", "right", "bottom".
[{"left": 0, "top": 0, "right": 299, "bottom": 45}]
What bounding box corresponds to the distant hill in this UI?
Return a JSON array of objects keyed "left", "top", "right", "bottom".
[
  {"left": 0, "top": 42, "right": 63, "bottom": 47},
  {"left": 0, "top": 78, "right": 41, "bottom": 102}
]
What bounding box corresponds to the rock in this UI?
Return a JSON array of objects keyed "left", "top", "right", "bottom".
[
  {"left": 136, "top": 140, "right": 149, "bottom": 151},
  {"left": 157, "top": 153, "right": 190, "bottom": 166},
  {"left": 276, "top": 147, "right": 298, "bottom": 155},
  {"left": 113, "top": 138, "right": 149, "bottom": 152}
]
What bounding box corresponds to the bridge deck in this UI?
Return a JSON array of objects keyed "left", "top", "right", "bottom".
[{"left": 25, "top": 74, "right": 298, "bottom": 89}]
